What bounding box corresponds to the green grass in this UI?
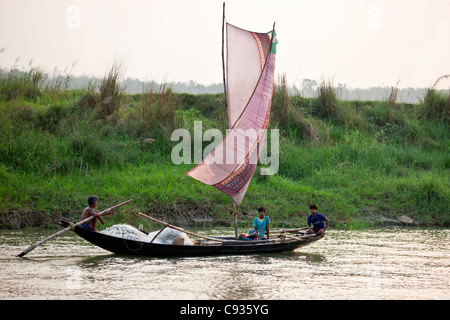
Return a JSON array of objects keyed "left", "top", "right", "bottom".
[{"left": 0, "top": 66, "right": 449, "bottom": 229}]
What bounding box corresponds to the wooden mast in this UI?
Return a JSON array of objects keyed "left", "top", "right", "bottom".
[
  {"left": 222, "top": 3, "right": 238, "bottom": 240},
  {"left": 222, "top": 2, "right": 228, "bottom": 127}
]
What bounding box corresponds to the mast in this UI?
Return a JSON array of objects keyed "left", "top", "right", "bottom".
[
  {"left": 223, "top": 3, "right": 237, "bottom": 239},
  {"left": 222, "top": 2, "right": 228, "bottom": 127}
]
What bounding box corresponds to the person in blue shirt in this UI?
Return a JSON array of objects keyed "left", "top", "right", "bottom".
[
  {"left": 247, "top": 207, "right": 270, "bottom": 240},
  {"left": 305, "top": 203, "right": 329, "bottom": 235}
]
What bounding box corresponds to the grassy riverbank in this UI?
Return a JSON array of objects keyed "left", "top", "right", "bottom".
[{"left": 0, "top": 67, "right": 449, "bottom": 229}]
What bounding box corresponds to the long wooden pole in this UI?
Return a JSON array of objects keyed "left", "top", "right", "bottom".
[
  {"left": 137, "top": 212, "right": 227, "bottom": 243},
  {"left": 17, "top": 199, "right": 133, "bottom": 258},
  {"left": 280, "top": 233, "right": 318, "bottom": 241},
  {"left": 271, "top": 227, "right": 310, "bottom": 234},
  {"left": 222, "top": 2, "right": 228, "bottom": 128}
]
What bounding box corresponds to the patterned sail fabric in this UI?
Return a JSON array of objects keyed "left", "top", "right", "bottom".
[{"left": 186, "top": 23, "right": 277, "bottom": 206}]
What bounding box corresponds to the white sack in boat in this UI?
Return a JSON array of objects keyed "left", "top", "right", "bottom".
[
  {"left": 101, "top": 224, "right": 149, "bottom": 242},
  {"left": 147, "top": 228, "right": 194, "bottom": 245}
]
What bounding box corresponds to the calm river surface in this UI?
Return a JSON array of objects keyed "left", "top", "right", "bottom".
[{"left": 0, "top": 227, "right": 448, "bottom": 300}]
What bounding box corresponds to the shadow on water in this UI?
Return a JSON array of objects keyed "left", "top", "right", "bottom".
[{"left": 77, "top": 249, "right": 326, "bottom": 269}]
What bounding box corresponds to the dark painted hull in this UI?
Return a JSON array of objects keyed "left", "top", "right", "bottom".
[{"left": 61, "top": 222, "right": 324, "bottom": 257}]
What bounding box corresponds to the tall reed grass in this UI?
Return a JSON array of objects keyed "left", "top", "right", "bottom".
[
  {"left": 97, "top": 60, "right": 125, "bottom": 120},
  {"left": 272, "top": 74, "right": 330, "bottom": 143},
  {"left": 0, "top": 60, "right": 75, "bottom": 103},
  {"left": 316, "top": 78, "right": 338, "bottom": 118}
]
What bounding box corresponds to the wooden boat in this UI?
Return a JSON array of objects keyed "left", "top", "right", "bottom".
[{"left": 58, "top": 221, "right": 324, "bottom": 257}]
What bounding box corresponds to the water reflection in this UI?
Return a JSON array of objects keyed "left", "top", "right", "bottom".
[
  {"left": 78, "top": 254, "right": 118, "bottom": 268},
  {"left": 76, "top": 250, "right": 326, "bottom": 267}
]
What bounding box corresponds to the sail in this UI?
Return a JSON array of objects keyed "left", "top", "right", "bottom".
[
  {"left": 226, "top": 24, "right": 272, "bottom": 129},
  {"left": 186, "top": 21, "right": 277, "bottom": 206}
]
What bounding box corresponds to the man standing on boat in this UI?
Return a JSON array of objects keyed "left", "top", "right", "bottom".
[
  {"left": 80, "top": 195, "right": 116, "bottom": 232},
  {"left": 305, "top": 203, "right": 329, "bottom": 236}
]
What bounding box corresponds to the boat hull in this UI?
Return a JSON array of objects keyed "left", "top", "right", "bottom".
[{"left": 61, "top": 222, "right": 324, "bottom": 257}]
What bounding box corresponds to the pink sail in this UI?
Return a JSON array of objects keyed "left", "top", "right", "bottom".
[
  {"left": 186, "top": 22, "right": 277, "bottom": 206},
  {"left": 226, "top": 24, "right": 272, "bottom": 128}
]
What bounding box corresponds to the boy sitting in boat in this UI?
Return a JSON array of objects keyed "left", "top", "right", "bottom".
[
  {"left": 246, "top": 207, "right": 270, "bottom": 240},
  {"left": 305, "top": 203, "right": 329, "bottom": 236},
  {"left": 80, "top": 195, "right": 116, "bottom": 232}
]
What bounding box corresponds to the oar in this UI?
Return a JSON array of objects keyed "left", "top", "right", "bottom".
[
  {"left": 278, "top": 233, "right": 318, "bottom": 242},
  {"left": 271, "top": 227, "right": 309, "bottom": 234},
  {"left": 17, "top": 199, "right": 133, "bottom": 258}
]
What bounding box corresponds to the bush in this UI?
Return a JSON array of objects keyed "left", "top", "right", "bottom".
[
  {"left": 316, "top": 78, "right": 338, "bottom": 118},
  {"left": 97, "top": 60, "right": 125, "bottom": 120},
  {"left": 421, "top": 89, "right": 450, "bottom": 123},
  {"left": 0, "top": 67, "right": 48, "bottom": 101}
]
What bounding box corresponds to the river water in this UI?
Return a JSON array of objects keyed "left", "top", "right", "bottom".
[{"left": 0, "top": 227, "right": 448, "bottom": 300}]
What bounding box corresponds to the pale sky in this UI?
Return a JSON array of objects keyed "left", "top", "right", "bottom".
[{"left": 1, "top": 0, "right": 449, "bottom": 89}]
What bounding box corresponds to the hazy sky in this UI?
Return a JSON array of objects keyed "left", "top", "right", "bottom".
[{"left": 1, "top": 0, "right": 449, "bottom": 89}]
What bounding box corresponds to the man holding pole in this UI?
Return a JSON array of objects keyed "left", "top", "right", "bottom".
[
  {"left": 80, "top": 195, "right": 117, "bottom": 232},
  {"left": 17, "top": 198, "right": 132, "bottom": 257}
]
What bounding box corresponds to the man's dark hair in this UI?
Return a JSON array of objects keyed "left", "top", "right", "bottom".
[
  {"left": 88, "top": 195, "right": 98, "bottom": 205},
  {"left": 309, "top": 203, "right": 318, "bottom": 210},
  {"left": 258, "top": 206, "right": 266, "bottom": 212}
]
